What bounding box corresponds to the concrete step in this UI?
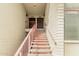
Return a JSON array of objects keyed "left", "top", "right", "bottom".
[
  {"left": 31, "top": 45, "right": 49, "bottom": 47},
  {"left": 33, "top": 40, "right": 48, "bottom": 42},
  {"left": 31, "top": 47, "right": 50, "bottom": 49},
  {"left": 31, "top": 43, "right": 49, "bottom": 45},
  {"left": 30, "top": 49, "right": 51, "bottom": 52},
  {"left": 33, "top": 40, "right": 48, "bottom": 41},
  {"left": 28, "top": 54, "right": 52, "bottom": 56},
  {"left": 34, "top": 38, "right": 47, "bottom": 40},
  {"left": 29, "top": 51, "right": 51, "bottom": 54},
  {"left": 35, "top": 37, "right": 47, "bottom": 39},
  {"left": 31, "top": 42, "right": 49, "bottom": 44}
]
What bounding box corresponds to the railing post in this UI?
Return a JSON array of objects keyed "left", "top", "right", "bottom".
[
  {"left": 19, "top": 52, "right": 22, "bottom": 56},
  {"left": 28, "top": 35, "right": 30, "bottom": 54}
]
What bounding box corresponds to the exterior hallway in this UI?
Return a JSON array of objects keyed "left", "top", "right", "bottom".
[
  {"left": 0, "top": 3, "right": 64, "bottom": 56},
  {"left": 1, "top": 3, "right": 79, "bottom": 56}
]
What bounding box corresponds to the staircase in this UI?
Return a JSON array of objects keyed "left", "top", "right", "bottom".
[
  {"left": 14, "top": 24, "right": 52, "bottom": 56},
  {"left": 28, "top": 30, "right": 52, "bottom": 56}
]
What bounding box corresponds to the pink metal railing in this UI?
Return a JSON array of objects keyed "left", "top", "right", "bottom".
[{"left": 14, "top": 24, "right": 37, "bottom": 56}]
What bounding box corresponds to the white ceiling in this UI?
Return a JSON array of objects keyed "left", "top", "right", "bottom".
[{"left": 24, "top": 3, "right": 46, "bottom": 16}]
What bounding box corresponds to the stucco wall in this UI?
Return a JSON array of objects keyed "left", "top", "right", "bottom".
[
  {"left": 65, "top": 43, "right": 79, "bottom": 56},
  {"left": 0, "top": 3, "right": 26, "bottom": 55}
]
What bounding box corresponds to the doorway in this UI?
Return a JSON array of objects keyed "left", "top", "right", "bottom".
[
  {"left": 29, "top": 18, "right": 35, "bottom": 28},
  {"left": 37, "top": 18, "right": 44, "bottom": 29},
  {"left": 29, "top": 17, "right": 44, "bottom": 29}
]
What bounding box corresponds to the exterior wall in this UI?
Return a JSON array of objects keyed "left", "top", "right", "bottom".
[
  {"left": 65, "top": 3, "right": 79, "bottom": 8},
  {"left": 65, "top": 43, "right": 79, "bottom": 56},
  {"left": 64, "top": 3, "right": 79, "bottom": 56},
  {"left": 45, "top": 3, "right": 64, "bottom": 56},
  {"left": 0, "top": 3, "right": 26, "bottom": 55}
]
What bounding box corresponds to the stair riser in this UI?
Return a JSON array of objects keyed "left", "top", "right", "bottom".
[
  {"left": 30, "top": 50, "right": 51, "bottom": 52},
  {"left": 32, "top": 44, "right": 49, "bottom": 45},
  {"left": 31, "top": 45, "right": 49, "bottom": 47},
  {"left": 28, "top": 54, "right": 52, "bottom": 56},
  {"left": 33, "top": 41, "right": 48, "bottom": 42},
  {"left": 33, "top": 40, "right": 48, "bottom": 41},
  {"left": 34, "top": 38, "right": 47, "bottom": 40},
  {"left": 31, "top": 47, "right": 50, "bottom": 49},
  {"left": 31, "top": 42, "right": 49, "bottom": 44}
]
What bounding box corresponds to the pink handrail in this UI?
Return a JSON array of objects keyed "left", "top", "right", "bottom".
[{"left": 14, "top": 24, "right": 37, "bottom": 56}]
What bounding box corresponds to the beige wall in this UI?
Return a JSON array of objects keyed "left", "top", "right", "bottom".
[
  {"left": 45, "top": 3, "right": 64, "bottom": 55},
  {"left": 65, "top": 43, "right": 79, "bottom": 56},
  {"left": 0, "top": 3, "right": 26, "bottom": 55}
]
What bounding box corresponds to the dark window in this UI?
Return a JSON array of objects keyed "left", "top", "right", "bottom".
[
  {"left": 37, "top": 18, "right": 44, "bottom": 28},
  {"left": 29, "top": 18, "right": 35, "bottom": 28}
]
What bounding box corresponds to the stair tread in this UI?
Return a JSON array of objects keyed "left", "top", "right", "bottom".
[
  {"left": 32, "top": 43, "right": 49, "bottom": 44},
  {"left": 31, "top": 45, "right": 49, "bottom": 47},
  {"left": 33, "top": 40, "right": 48, "bottom": 41},
  {"left": 35, "top": 37, "right": 47, "bottom": 40},
  {"left": 32, "top": 44, "right": 49, "bottom": 46},
  {"left": 31, "top": 47, "right": 50, "bottom": 49},
  {"left": 33, "top": 41, "right": 48, "bottom": 42},
  {"left": 31, "top": 45, "right": 49, "bottom": 46},
  {"left": 28, "top": 54, "right": 51, "bottom": 56},
  {"left": 31, "top": 44, "right": 49, "bottom": 46},
  {"left": 29, "top": 51, "right": 51, "bottom": 54},
  {"left": 30, "top": 49, "right": 51, "bottom": 52},
  {"left": 31, "top": 42, "right": 49, "bottom": 44}
]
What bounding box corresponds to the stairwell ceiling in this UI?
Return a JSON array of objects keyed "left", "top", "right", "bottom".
[{"left": 24, "top": 3, "right": 46, "bottom": 16}]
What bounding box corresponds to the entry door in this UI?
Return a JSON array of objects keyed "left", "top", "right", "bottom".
[
  {"left": 29, "top": 18, "right": 35, "bottom": 28},
  {"left": 37, "top": 18, "right": 44, "bottom": 29}
]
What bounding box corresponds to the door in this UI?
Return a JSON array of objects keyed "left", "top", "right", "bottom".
[
  {"left": 29, "top": 18, "right": 35, "bottom": 28},
  {"left": 37, "top": 18, "right": 44, "bottom": 29}
]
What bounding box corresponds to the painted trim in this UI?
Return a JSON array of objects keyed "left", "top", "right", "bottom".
[{"left": 64, "top": 40, "right": 79, "bottom": 44}]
